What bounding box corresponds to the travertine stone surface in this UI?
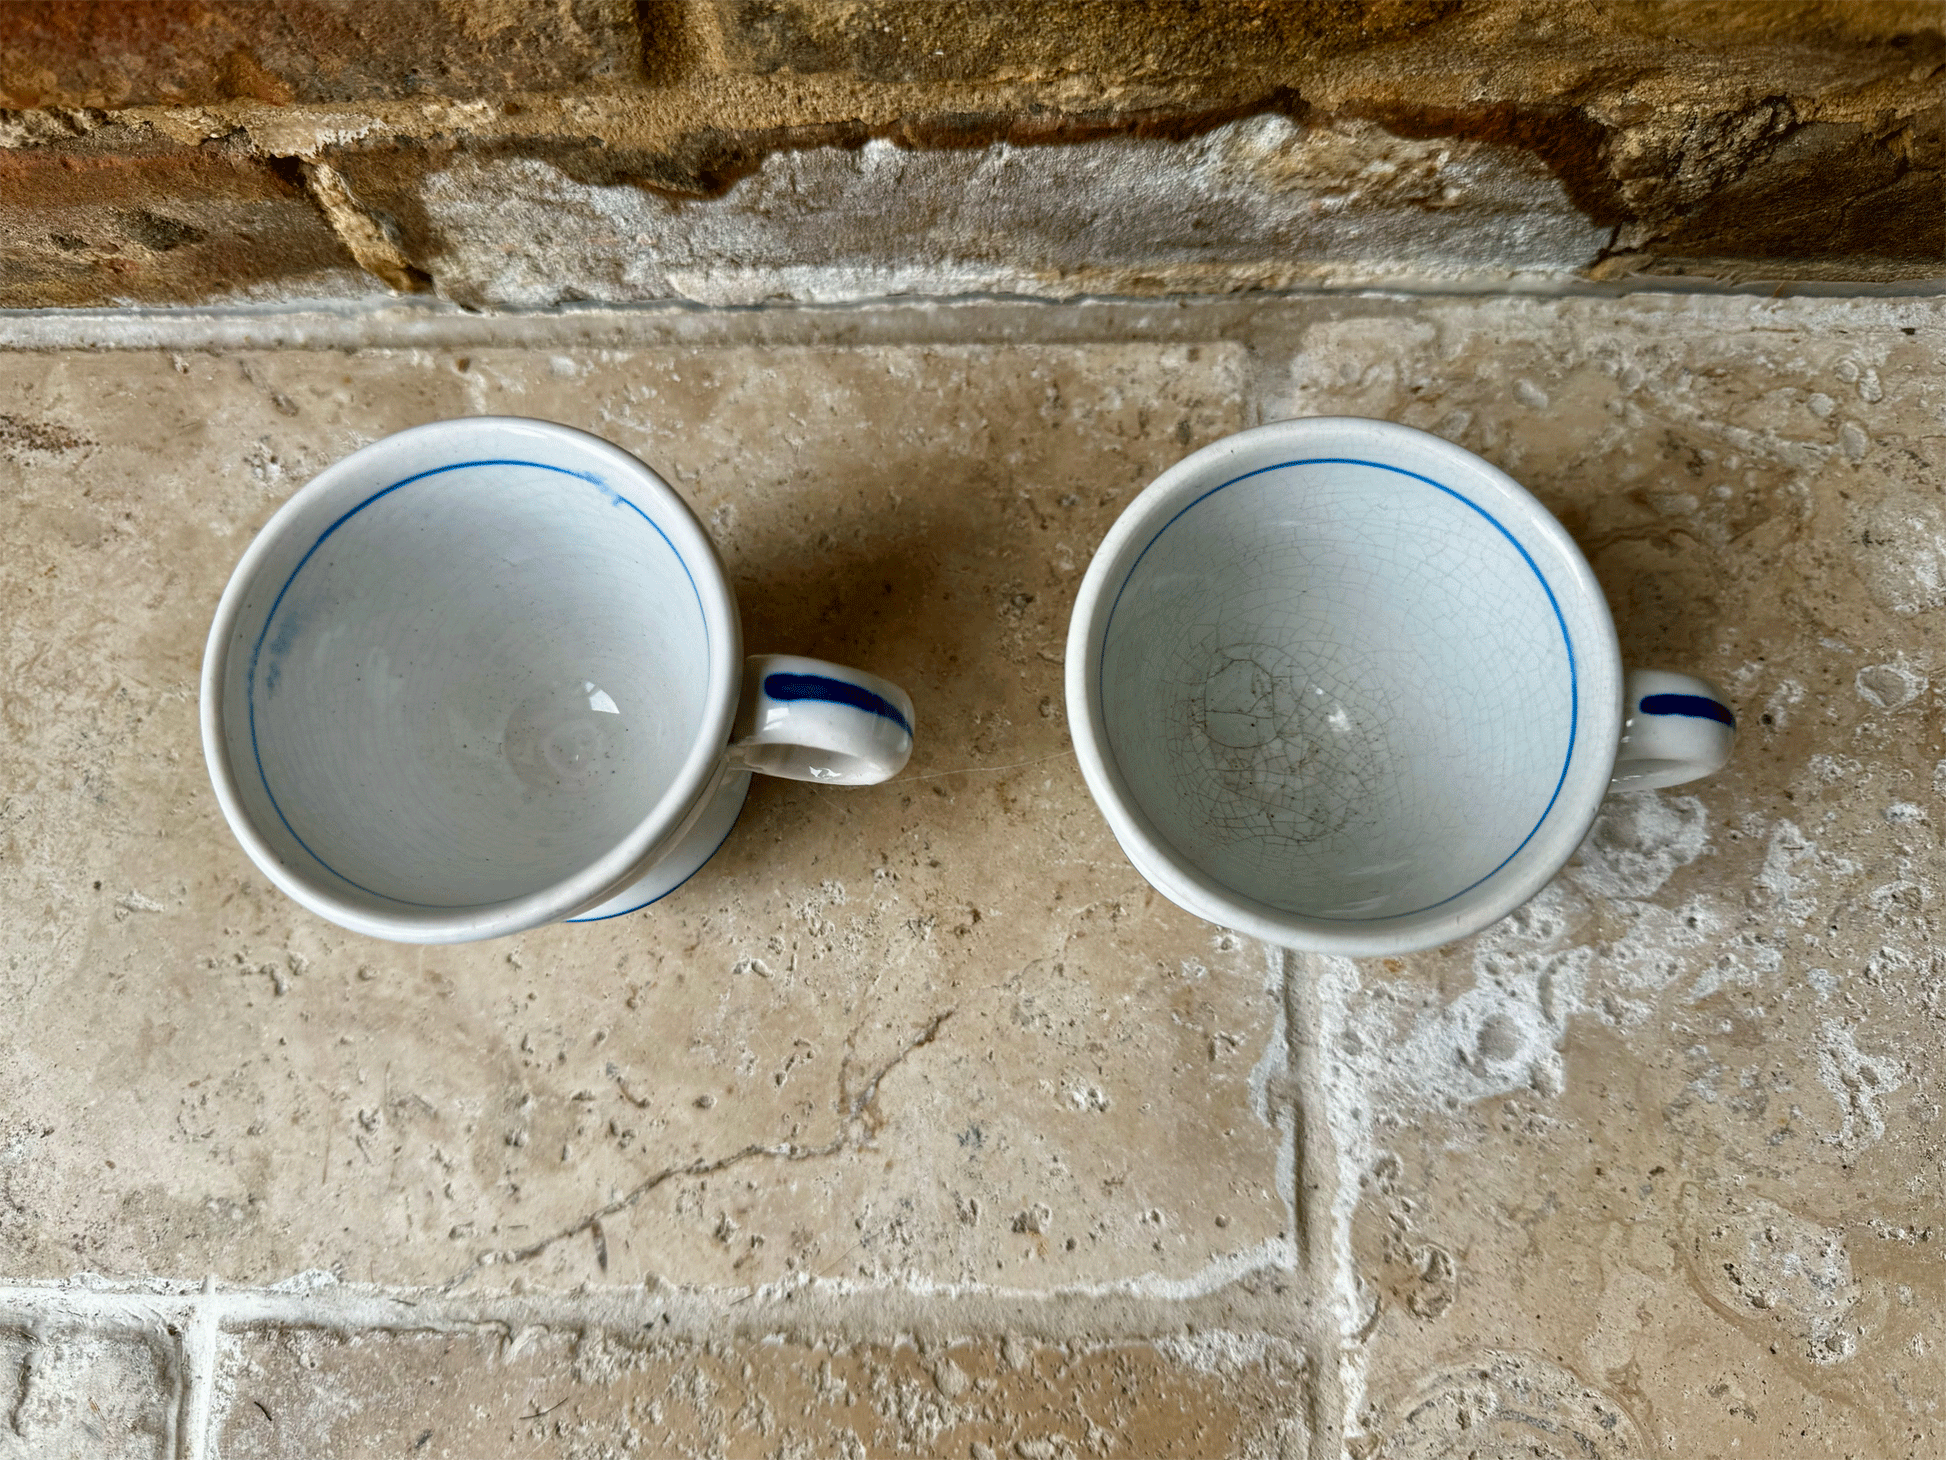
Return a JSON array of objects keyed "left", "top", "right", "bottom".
[
  {"left": 0, "top": 1, "right": 651, "bottom": 108},
  {"left": 0, "top": 338, "right": 1288, "bottom": 1294},
  {"left": 0, "top": 291, "right": 1942, "bottom": 1456},
  {"left": 0, "top": 1328, "right": 173, "bottom": 1460},
  {"left": 215, "top": 1325, "right": 1307, "bottom": 1459},
  {"left": 1271, "top": 298, "right": 1946, "bottom": 1459}
]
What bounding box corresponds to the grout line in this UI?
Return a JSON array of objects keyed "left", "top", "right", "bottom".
[
  {"left": 175, "top": 1279, "right": 220, "bottom": 1460},
  {"left": 0, "top": 1267, "right": 1314, "bottom": 1446},
  {"left": 0, "top": 287, "right": 1939, "bottom": 354},
  {"left": 1280, "top": 948, "right": 1357, "bottom": 1460},
  {"left": 0, "top": 1265, "right": 1305, "bottom": 1344}
]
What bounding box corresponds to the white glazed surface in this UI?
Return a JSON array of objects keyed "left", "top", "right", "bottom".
[
  {"left": 1068, "top": 418, "right": 1625, "bottom": 956},
  {"left": 732, "top": 654, "right": 915, "bottom": 785},
  {"left": 566, "top": 763, "right": 754, "bottom": 922},
  {"left": 203, "top": 418, "right": 741, "bottom": 943},
  {"left": 1102, "top": 461, "right": 1577, "bottom": 919},
  {"left": 1614, "top": 667, "right": 1738, "bottom": 790},
  {"left": 245, "top": 464, "right": 709, "bottom": 903}
]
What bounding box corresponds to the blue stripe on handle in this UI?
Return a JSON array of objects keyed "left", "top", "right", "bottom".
[
  {"left": 1640, "top": 692, "right": 1736, "bottom": 728},
  {"left": 764, "top": 672, "right": 912, "bottom": 736}
]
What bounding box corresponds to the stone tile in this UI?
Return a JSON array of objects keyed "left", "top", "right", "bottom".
[
  {"left": 0, "top": 339, "right": 1291, "bottom": 1292},
  {"left": 10, "top": 293, "right": 1944, "bottom": 1459},
  {"left": 0, "top": 1329, "right": 174, "bottom": 1460},
  {"left": 1266, "top": 296, "right": 1946, "bottom": 1459},
  {"left": 212, "top": 1323, "right": 1307, "bottom": 1459}
]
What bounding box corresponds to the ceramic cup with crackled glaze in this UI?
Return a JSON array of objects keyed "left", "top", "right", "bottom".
[
  {"left": 1065, "top": 417, "right": 1734, "bottom": 957},
  {"left": 202, "top": 417, "right": 913, "bottom": 945}
]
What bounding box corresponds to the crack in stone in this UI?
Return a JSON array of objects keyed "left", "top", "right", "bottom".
[
  {"left": 441, "top": 1010, "right": 953, "bottom": 1292},
  {"left": 843, "top": 1008, "right": 951, "bottom": 1136},
  {"left": 297, "top": 158, "right": 433, "bottom": 295}
]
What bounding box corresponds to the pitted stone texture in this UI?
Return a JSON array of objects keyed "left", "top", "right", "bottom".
[
  {"left": 708, "top": 0, "right": 1465, "bottom": 81},
  {"left": 5, "top": 294, "right": 1945, "bottom": 1460},
  {"left": 0, "top": 1, "right": 651, "bottom": 109},
  {"left": 1269, "top": 296, "right": 1946, "bottom": 1459},
  {"left": 1, "top": 3, "right": 1939, "bottom": 307},
  {"left": 213, "top": 1324, "right": 1307, "bottom": 1459},
  {"left": 0, "top": 1329, "right": 174, "bottom": 1460},
  {"left": 333, "top": 116, "right": 1612, "bottom": 311},
  {"left": 0, "top": 128, "right": 369, "bottom": 308},
  {"left": 0, "top": 339, "right": 1289, "bottom": 1293}
]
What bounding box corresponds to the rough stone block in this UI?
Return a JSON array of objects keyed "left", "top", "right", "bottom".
[
  {"left": 0, "top": 1329, "right": 174, "bottom": 1460},
  {"left": 705, "top": 0, "right": 1944, "bottom": 102},
  {"left": 0, "top": 0, "right": 1939, "bottom": 310},
  {"left": 0, "top": 129, "right": 364, "bottom": 307},
  {"left": 319, "top": 114, "right": 1612, "bottom": 309},
  {"left": 1650, "top": 109, "right": 1945, "bottom": 268},
  {"left": 1607, "top": 0, "right": 1946, "bottom": 49},
  {"left": 213, "top": 1325, "right": 1308, "bottom": 1458},
  {"left": 0, "top": 0, "right": 653, "bottom": 110},
  {"left": 709, "top": 0, "right": 1466, "bottom": 83}
]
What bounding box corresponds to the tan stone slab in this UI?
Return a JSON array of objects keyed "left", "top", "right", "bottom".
[
  {"left": 1267, "top": 298, "right": 1946, "bottom": 1459},
  {"left": 0, "top": 340, "right": 1292, "bottom": 1293},
  {"left": 0, "top": 1328, "right": 173, "bottom": 1460},
  {"left": 212, "top": 1323, "right": 1308, "bottom": 1460}
]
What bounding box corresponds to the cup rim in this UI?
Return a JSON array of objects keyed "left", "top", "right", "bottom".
[
  {"left": 200, "top": 416, "right": 743, "bottom": 943},
  {"left": 1064, "top": 416, "right": 1623, "bottom": 957}
]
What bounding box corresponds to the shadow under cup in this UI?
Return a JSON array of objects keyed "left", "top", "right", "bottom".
[
  {"left": 210, "top": 454, "right": 724, "bottom": 915},
  {"left": 1098, "top": 456, "right": 1614, "bottom": 925}
]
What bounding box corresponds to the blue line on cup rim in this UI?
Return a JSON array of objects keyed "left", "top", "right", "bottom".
[
  {"left": 245, "top": 458, "right": 707, "bottom": 910},
  {"left": 1098, "top": 455, "right": 1580, "bottom": 924}
]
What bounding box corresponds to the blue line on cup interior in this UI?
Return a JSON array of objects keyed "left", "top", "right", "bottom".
[
  {"left": 1100, "top": 455, "right": 1579, "bottom": 925},
  {"left": 763, "top": 672, "right": 913, "bottom": 736},
  {"left": 1640, "top": 692, "right": 1736, "bottom": 728},
  {"left": 245, "top": 458, "right": 706, "bottom": 911}
]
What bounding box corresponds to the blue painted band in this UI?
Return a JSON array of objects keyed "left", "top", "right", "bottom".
[
  {"left": 247, "top": 458, "right": 707, "bottom": 910},
  {"left": 1101, "top": 456, "right": 1579, "bottom": 925},
  {"left": 1640, "top": 692, "right": 1735, "bottom": 728},
  {"left": 763, "top": 672, "right": 912, "bottom": 737}
]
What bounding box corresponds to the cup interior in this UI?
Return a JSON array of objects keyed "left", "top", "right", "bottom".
[
  {"left": 211, "top": 424, "right": 726, "bottom": 912},
  {"left": 1097, "top": 444, "right": 1610, "bottom": 926}
]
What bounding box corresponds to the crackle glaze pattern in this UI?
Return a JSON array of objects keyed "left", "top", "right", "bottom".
[{"left": 1104, "top": 460, "right": 1579, "bottom": 921}]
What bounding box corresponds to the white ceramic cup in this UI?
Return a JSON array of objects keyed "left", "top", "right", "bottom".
[
  {"left": 1065, "top": 417, "right": 1735, "bottom": 957},
  {"left": 202, "top": 417, "right": 914, "bottom": 945}
]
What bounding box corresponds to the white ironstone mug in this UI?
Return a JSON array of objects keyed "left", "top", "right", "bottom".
[
  {"left": 1065, "top": 417, "right": 1735, "bottom": 958},
  {"left": 202, "top": 417, "right": 913, "bottom": 944}
]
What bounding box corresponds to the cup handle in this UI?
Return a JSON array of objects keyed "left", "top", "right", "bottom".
[
  {"left": 1610, "top": 668, "right": 1736, "bottom": 791},
  {"left": 727, "top": 654, "right": 914, "bottom": 785}
]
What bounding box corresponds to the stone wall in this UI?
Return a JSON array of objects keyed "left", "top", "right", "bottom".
[{"left": 1, "top": 0, "right": 1940, "bottom": 309}]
